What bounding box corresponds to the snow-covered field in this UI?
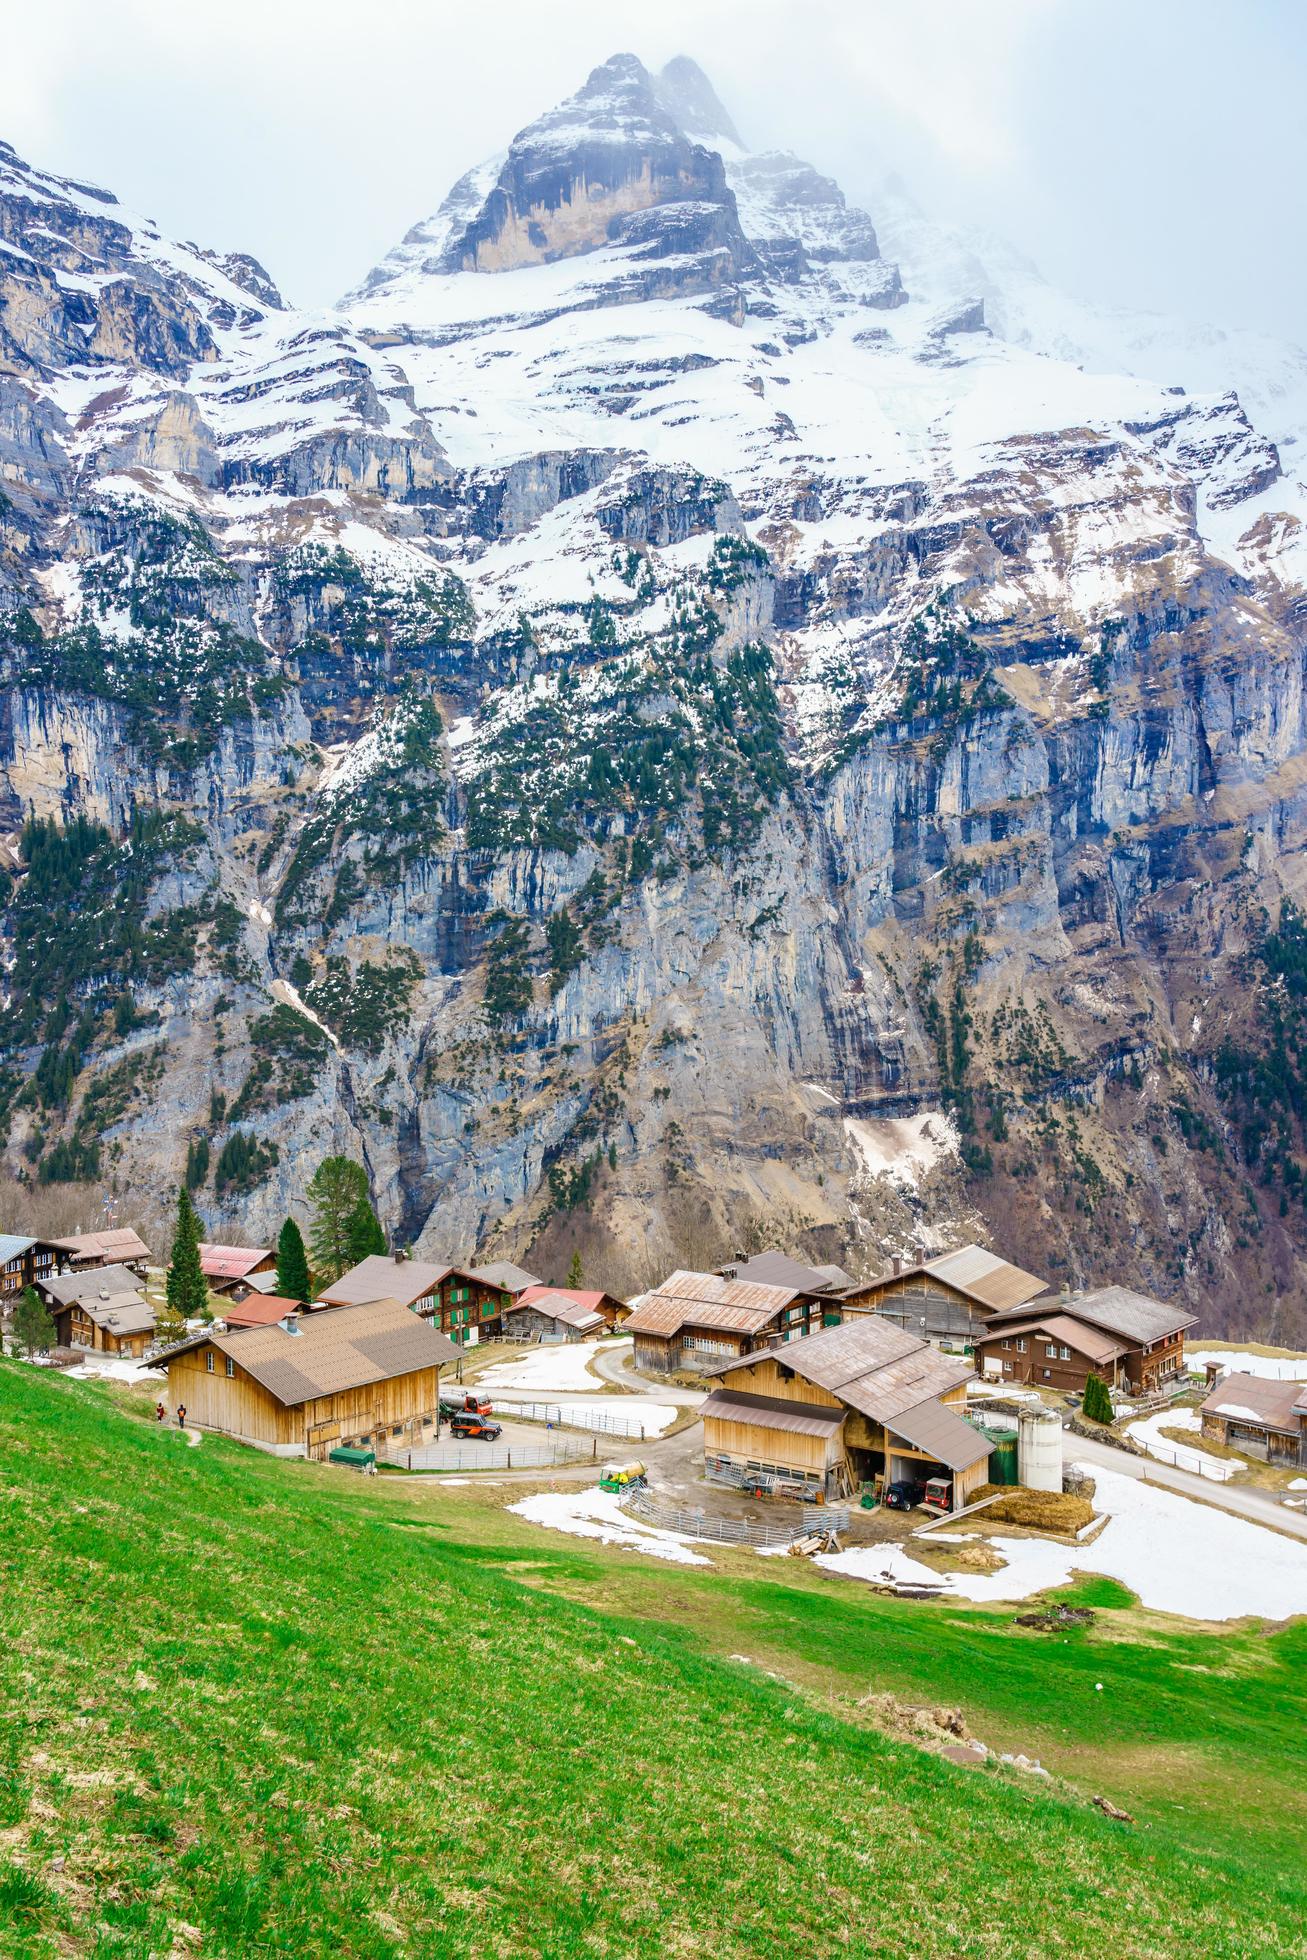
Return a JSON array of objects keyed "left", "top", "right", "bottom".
[
  {"left": 33, "top": 1353, "right": 164, "bottom": 1387},
  {"left": 815, "top": 1464, "right": 1307, "bottom": 1621},
  {"left": 1126, "top": 1407, "right": 1237, "bottom": 1481},
  {"left": 1187, "top": 1348, "right": 1307, "bottom": 1382},
  {"left": 491, "top": 1392, "right": 679, "bottom": 1437},
  {"left": 508, "top": 1487, "right": 710, "bottom": 1566},
  {"left": 478, "top": 1339, "right": 630, "bottom": 1394}
]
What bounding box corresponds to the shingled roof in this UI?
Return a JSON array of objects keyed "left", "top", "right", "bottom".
[
  {"left": 988, "top": 1285, "right": 1196, "bottom": 1345},
  {"left": 847, "top": 1244, "right": 1046, "bottom": 1314},
  {"left": 54, "top": 1227, "right": 151, "bottom": 1265},
  {"left": 625, "top": 1270, "right": 798, "bottom": 1339},
  {"left": 157, "top": 1299, "right": 459, "bottom": 1405}
]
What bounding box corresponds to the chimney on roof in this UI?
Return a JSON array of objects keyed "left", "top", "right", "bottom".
[
  {"left": 891, "top": 1255, "right": 901, "bottom": 1276},
  {"left": 280, "top": 1312, "right": 301, "bottom": 1336}
]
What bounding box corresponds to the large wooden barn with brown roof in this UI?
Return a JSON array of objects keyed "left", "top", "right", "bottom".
[
  {"left": 624, "top": 1269, "right": 836, "bottom": 1375},
  {"left": 154, "top": 1299, "right": 459, "bottom": 1459},
  {"left": 839, "top": 1245, "right": 1046, "bottom": 1349},
  {"left": 699, "top": 1317, "right": 992, "bottom": 1507}
]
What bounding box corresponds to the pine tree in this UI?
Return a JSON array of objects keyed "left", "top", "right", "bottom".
[
  {"left": 13, "top": 1285, "right": 55, "bottom": 1356},
  {"left": 276, "top": 1217, "right": 311, "bottom": 1302},
  {"left": 567, "top": 1250, "right": 584, "bottom": 1290},
  {"left": 1082, "top": 1373, "right": 1114, "bottom": 1424},
  {"left": 344, "top": 1199, "right": 387, "bottom": 1267},
  {"left": 166, "top": 1183, "right": 208, "bottom": 1324},
  {"left": 306, "top": 1156, "right": 370, "bottom": 1282}
]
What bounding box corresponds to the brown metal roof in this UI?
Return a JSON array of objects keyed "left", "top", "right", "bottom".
[
  {"left": 199, "top": 1243, "right": 274, "bottom": 1281},
  {"left": 889, "top": 1397, "right": 994, "bottom": 1471},
  {"left": 993, "top": 1286, "right": 1197, "bottom": 1345},
  {"left": 466, "top": 1261, "right": 541, "bottom": 1294},
  {"left": 700, "top": 1388, "right": 845, "bottom": 1439},
  {"left": 715, "top": 1318, "right": 972, "bottom": 1429},
  {"left": 1200, "top": 1372, "right": 1304, "bottom": 1433},
  {"left": 624, "top": 1270, "right": 797, "bottom": 1339},
  {"left": 54, "top": 1227, "right": 151, "bottom": 1264},
  {"left": 319, "top": 1256, "right": 456, "bottom": 1309},
  {"left": 719, "top": 1252, "right": 850, "bottom": 1296},
  {"left": 158, "top": 1298, "right": 459, "bottom": 1405},
  {"left": 976, "top": 1312, "right": 1128, "bottom": 1366}
]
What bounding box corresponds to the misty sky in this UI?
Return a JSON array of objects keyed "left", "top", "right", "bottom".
[{"left": 2, "top": 0, "right": 1303, "bottom": 342}]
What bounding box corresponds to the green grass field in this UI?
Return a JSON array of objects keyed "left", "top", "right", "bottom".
[{"left": 3, "top": 1360, "right": 1306, "bottom": 1958}]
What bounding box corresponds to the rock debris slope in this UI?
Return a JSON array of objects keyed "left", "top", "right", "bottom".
[{"left": 2, "top": 53, "right": 1307, "bottom": 1334}]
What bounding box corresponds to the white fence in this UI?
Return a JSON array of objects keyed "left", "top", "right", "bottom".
[
  {"left": 1138, "top": 1442, "right": 1233, "bottom": 1482},
  {"left": 494, "top": 1400, "right": 652, "bottom": 1440},
  {"left": 393, "top": 1438, "right": 598, "bottom": 1473}
]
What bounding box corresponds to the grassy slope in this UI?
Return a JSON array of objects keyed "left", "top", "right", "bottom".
[{"left": 1, "top": 1364, "right": 1304, "bottom": 1960}]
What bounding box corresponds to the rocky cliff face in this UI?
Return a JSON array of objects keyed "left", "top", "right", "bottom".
[{"left": 2, "top": 54, "right": 1306, "bottom": 1339}]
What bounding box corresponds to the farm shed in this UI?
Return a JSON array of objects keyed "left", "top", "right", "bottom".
[
  {"left": 700, "top": 1317, "right": 992, "bottom": 1506},
  {"left": 503, "top": 1291, "right": 605, "bottom": 1342},
  {"left": 154, "top": 1299, "right": 460, "bottom": 1458},
  {"left": 624, "top": 1269, "right": 828, "bottom": 1375},
  {"left": 1201, "top": 1373, "right": 1307, "bottom": 1466},
  {"left": 841, "top": 1245, "right": 1046, "bottom": 1348},
  {"left": 199, "top": 1243, "right": 276, "bottom": 1296},
  {"left": 515, "top": 1284, "right": 628, "bottom": 1331}
]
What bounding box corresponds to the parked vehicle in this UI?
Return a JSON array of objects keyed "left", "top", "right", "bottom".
[
  {"left": 440, "top": 1390, "right": 493, "bottom": 1418},
  {"left": 598, "top": 1460, "right": 647, "bottom": 1492},
  {"left": 883, "top": 1479, "right": 926, "bottom": 1511},
  {"left": 448, "top": 1412, "right": 502, "bottom": 1440},
  {"left": 921, "top": 1476, "right": 953, "bottom": 1515}
]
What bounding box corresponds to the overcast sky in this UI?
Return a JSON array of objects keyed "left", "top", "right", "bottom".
[{"left": 3, "top": 0, "right": 1303, "bottom": 340}]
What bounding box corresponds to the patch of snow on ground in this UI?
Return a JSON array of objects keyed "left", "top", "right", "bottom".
[
  {"left": 58, "top": 1354, "right": 165, "bottom": 1385},
  {"left": 490, "top": 1392, "right": 678, "bottom": 1437},
  {"left": 816, "top": 1463, "right": 1307, "bottom": 1621},
  {"left": 478, "top": 1338, "right": 630, "bottom": 1394},
  {"left": 843, "top": 1110, "right": 959, "bottom": 1191},
  {"left": 269, "top": 978, "right": 340, "bottom": 1049},
  {"left": 508, "top": 1486, "right": 711, "bottom": 1566},
  {"left": 1187, "top": 1348, "right": 1307, "bottom": 1382},
  {"left": 1126, "top": 1407, "right": 1236, "bottom": 1481}
]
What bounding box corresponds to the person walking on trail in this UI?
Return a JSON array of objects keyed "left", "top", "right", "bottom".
[
  {"left": 155, "top": 1401, "right": 166, "bottom": 1423},
  {"left": 176, "top": 1404, "right": 187, "bottom": 1429}
]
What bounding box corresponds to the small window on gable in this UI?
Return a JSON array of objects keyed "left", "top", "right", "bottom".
[
  {"left": 225, "top": 1356, "right": 235, "bottom": 1378},
  {"left": 206, "top": 1351, "right": 214, "bottom": 1373}
]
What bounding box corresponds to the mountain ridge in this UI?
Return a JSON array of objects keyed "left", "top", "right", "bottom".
[{"left": 1, "top": 52, "right": 1306, "bottom": 1336}]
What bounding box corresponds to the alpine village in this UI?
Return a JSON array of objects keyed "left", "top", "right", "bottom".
[{"left": 3, "top": 29, "right": 1307, "bottom": 1960}]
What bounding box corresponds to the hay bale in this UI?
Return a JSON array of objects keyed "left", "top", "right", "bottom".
[{"left": 973, "top": 1485, "right": 1095, "bottom": 1532}]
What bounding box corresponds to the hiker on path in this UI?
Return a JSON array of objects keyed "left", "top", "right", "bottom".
[
  {"left": 155, "top": 1401, "right": 166, "bottom": 1422},
  {"left": 176, "top": 1404, "right": 187, "bottom": 1429}
]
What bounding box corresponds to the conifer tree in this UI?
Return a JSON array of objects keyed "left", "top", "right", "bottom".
[
  {"left": 1082, "top": 1373, "right": 1114, "bottom": 1424},
  {"left": 166, "top": 1183, "right": 208, "bottom": 1324},
  {"left": 344, "top": 1199, "right": 387, "bottom": 1268},
  {"left": 306, "top": 1156, "right": 370, "bottom": 1282},
  {"left": 13, "top": 1285, "right": 55, "bottom": 1356},
  {"left": 567, "top": 1250, "right": 585, "bottom": 1290},
  {"left": 276, "top": 1217, "right": 311, "bottom": 1302}
]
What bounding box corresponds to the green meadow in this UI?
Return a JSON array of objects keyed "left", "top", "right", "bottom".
[{"left": 2, "top": 1360, "right": 1304, "bottom": 1958}]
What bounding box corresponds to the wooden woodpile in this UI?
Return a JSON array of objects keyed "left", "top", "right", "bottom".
[{"left": 787, "top": 1528, "right": 842, "bottom": 1557}]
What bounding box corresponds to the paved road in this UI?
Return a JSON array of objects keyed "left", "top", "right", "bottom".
[
  {"left": 1069, "top": 1432, "right": 1307, "bottom": 1542},
  {"left": 591, "top": 1341, "right": 707, "bottom": 1407}
]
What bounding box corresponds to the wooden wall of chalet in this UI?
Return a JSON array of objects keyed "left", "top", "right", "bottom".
[
  {"left": 717, "top": 1356, "right": 843, "bottom": 1408},
  {"left": 503, "top": 1307, "right": 592, "bottom": 1344},
  {"left": 843, "top": 1276, "right": 982, "bottom": 1342},
  {"left": 58, "top": 1305, "right": 149, "bottom": 1358},
  {"left": 164, "top": 1345, "right": 443, "bottom": 1456},
  {"left": 701, "top": 1410, "right": 834, "bottom": 1477}
]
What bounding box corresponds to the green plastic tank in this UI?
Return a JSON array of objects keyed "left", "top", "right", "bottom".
[{"left": 986, "top": 1430, "right": 1019, "bottom": 1486}]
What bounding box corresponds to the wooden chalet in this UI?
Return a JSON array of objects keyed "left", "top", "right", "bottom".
[
  {"left": 154, "top": 1298, "right": 460, "bottom": 1458},
  {"left": 319, "top": 1253, "right": 519, "bottom": 1344},
  {"left": 514, "top": 1284, "right": 628, "bottom": 1332},
  {"left": 221, "top": 1293, "right": 310, "bottom": 1330},
  {"left": 198, "top": 1243, "right": 276, "bottom": 1298},
  {"left": 504, "top": 1289, "right": 606, "bottom": 1342},
  {"left": 700, "top": 1317, "right": 992, "bottom": 1507},
  {"left": 624, "top": 1269, "right": 836, "bottom": 1376},
  {"left": 39, "top": 1265, "right": 155, "bottom": 1357},
  {"left": 1200, "top": 1373, "right": 1307, "bottom": 1467},
  {"left": 840, "top": 1245, "right": 1046, "bottom": 1349},
  {"left": 717, "top": 1251, "right": 854, "bottom": 1296},
  {"left": 0, "top": 1233, "right": 66, "bottom": 1306},
  {"left": 975, "top": 1286, "right": 1195, "bottom": 1396},
  {"left": 53, "top": 1227, "right": 151, "bottom": 1275}
]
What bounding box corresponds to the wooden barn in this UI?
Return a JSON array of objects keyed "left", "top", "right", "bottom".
[
  {"left": 699, "top": 1317, "right": 992, "bottom": 1507},
  {"left": 53, "top": 1227, "right": 152, "bottom": 1275},
  {"left": 503, "top": 1289, "right": 606, "bottom": 1342},
  {"left": 1200, "top": 1373, "right": 1307, "bottom": 1466},
  {"left": 514, "top": 1284, "right": 628, "bottom": 1332},
  {"left": 40, "top": 1264, "right": 155, "bottom": 1357},
  {"left": 154, "top": 1298, "right": 460, "bottom": 1458},
  {"left": 839, "top": 1245, "right": 1046, "bottom": 1349},
  {"left": 623, "top": 1270, "right": 832, "bottom": 1375}
]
